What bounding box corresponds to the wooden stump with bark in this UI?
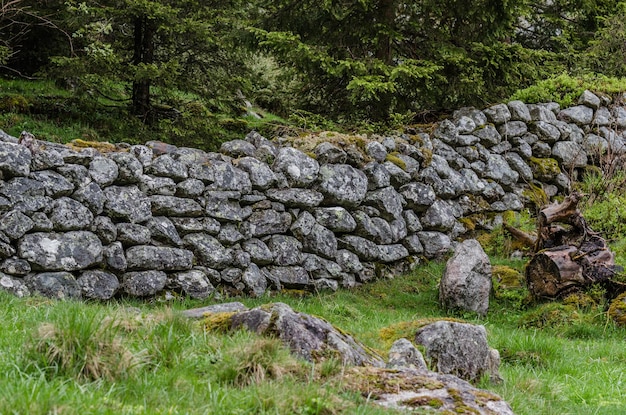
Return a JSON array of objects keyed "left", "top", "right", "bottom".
[{"left": 515, "top": 192, "right": 618, "bottom": 299}]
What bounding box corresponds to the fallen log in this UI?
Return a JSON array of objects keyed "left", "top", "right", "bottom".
[{"left": 525, "top": 192, "right": 618, "bottom": 299}]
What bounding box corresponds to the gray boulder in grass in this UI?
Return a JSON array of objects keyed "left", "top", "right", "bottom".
[{"left": 439, "top": 239, "right": 492, "bottom": 316}]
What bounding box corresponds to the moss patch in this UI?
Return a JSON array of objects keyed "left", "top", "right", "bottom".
[
  {"left": 528, "top": 157, "right": 562, "bottom": 181},
  {"left": 608, "top": 292, "right": 626, "bottom": 326},
  {"left": 385, "top": 153, "right": 407, "bottom": 170},
  {"left": 492, "top": 265, "right": 524, "bottom": 289}
]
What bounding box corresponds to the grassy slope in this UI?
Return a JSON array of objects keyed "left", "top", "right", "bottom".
[{"left": 1, "top": 257, "right": 625, "bottom": 415}]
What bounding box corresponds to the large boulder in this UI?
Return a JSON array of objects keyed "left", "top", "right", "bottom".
[
  {"left": 439, "top": 239, "right": 492, "bottom": 316},
  {"left": 415, "top": 321, "right": 502, "bottom": 383}
]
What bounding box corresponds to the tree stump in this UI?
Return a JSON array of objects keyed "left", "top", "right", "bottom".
[{"left": 524, "top": 192, "right": 618, "bottom": 299}]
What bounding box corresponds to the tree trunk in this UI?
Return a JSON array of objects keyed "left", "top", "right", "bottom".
[{"left": 131, "top": 15, "right": 155, "bottom": 122}]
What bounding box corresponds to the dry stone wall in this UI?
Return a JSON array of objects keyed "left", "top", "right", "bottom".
[{"left": 0, "top": 90, "right": 623, "bottom": 301}]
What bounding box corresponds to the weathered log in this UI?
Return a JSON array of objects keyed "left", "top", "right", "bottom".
[
  {"left": 525, "top": 192, "right": 618, "bottom": 299},
  {"left": 503, "top": 223, "right": 536, "bottom": 249}
]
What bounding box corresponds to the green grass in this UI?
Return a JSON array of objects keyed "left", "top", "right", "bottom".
[{"left": 0, "top": 258, "right": 625, "bottom": 414}]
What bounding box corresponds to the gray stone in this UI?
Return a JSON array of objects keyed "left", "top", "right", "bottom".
[
  {"left": 247, "top": 209, "right": 292, "bottom": 237},
  {"left": 170, "top": 217, "right": 220, "bottom": 236},
  {"left": 578, "top": 89, "right": 601, "bottom": 109},
  {"left": 205, "top": 191, "right": 252, "bottom": 222},
  {"left": 421, "top": 200, "right": 457, "bottom": 232},
  {"left": 77, "top": 270, "right": 119, "bottom": 300},
  {"left": 507, "top": 100, "right": 531, "bottom": 122},
  {"left": 440, "top": 239, "right": 491, "bottom": 316},
  {"left": 498, "top": 121, "right": 527, "bottom": 138},
  {"left": 417, "top": 231, "right": 452, "bottom": 259},
  {"left": 338, "top": 235, "right": 379, "bottom": 261},
  {"left": 387, "top": 338, "right": 427, "bottom": 370},
  {"left": 220, "top": 139, "right": 256, "bottom": 158},
  {"left": 265, "top": 266, "right": 309, "bottom": 288},
  {"left": 433, "top": 119, "right": 458, "bottom": 145},
  {"left": 206, "top": 160, "right": 252, "bottom": 193},
  {"left": 505, "top": 152, "right": 533, "bottom": 182},
  {"left": 169, "top": 269, "right": 215, "bottom": 299},
  {"left": 402, "top": 234, "right": 424, "bottom": 255},
  {"left": 109, "top": 152, "right": 143, "bottom": 184},
  {"left": 30, "top": 170, "right": 74, "bottom": 198},
  {"left": 317, "top": 164, "right": 368, "bottom": 207},
  {"left": 378, "top": 244, "right": 409, "bottom": 263},
  {"left": 0, "top": 257, "right": 31, "bottom": 276},
  {"left": 532, "top": 121, "right": 561, "bottom": 143},
  {"left": 483, "top": 154, "right": 519, "bottom": 188},
  {"left": 455, "top": 116, "right": 477, "bottom": 134},
  {"left": 0, "top": 210, "right": 34, "bottom": 240},
  {"left": 146, "top": 216, "right": 182, "bottom": 246},
  {"left": 559, "top": 105, "right": 594, "bottom": 125},
  {"left": 91, "top": 216, "right": 117, "bottom": 244},
  {"left": 175, "top": 178, "right": 205, "bottom": 198},
  {"left": 103, "top": 185, "right": 152, "bottom": 223},
  {"left": 403, "top": 210, "right": 422, "bottom": 232},
  {"left": 125, "top": 246, "right": 194, "bottom": 271},
  {"left": 593, "top": 107, "right": 612, "bottom": 126},
  {"left": 116, "top": 223, "right": 151, "bottom": 246},
  {"left": 56, "top": 164, "right": 91, "bottom": 188},
  {"left": 183, "top": 233, "right": 232, "bottom": 269},
  {"left": 382, "top": 161, "right": 412, "bottom": 186},
  {"left": 215, "top": 223, "right": 244, "bottom": 246},
  {"left": 122, "top": 270, "right": 167, "bottom": 297},
  {"left": 181, "top": 301, "right": 248, "bottom": 318},
  {"left": 89, "top": 156, "right": 119, "bottom": 186},
  {"left": 267, "top": 235, "right": 302, "bottom": 266},
  {"left": 613, "top": 107, "right": 626, "bottom": 128},
  {"left": 241, "top": 263, "right": 267, "bottom": 297},
  {"left": 31, "top": 147, "right": 64, "bottom": 171},
  {"left": 552, "top": 141, "right": 588, "bottom": 168},
  {"left": 25, "top": 271, "right": 81, "bottom": 300},
  {"left": 399, "top": 183, "right": 436, "bottom": 212},
  {"left": 456, "top": 134, "right": 479, "bottom": 146},
  {"left": 301, "top": 223, "right": 337, "bottom": 259},
  {"left": 415, "top": 321, "right": 502, "bottom": 383},
  {"left": 313, "top": 142, "right": 347, "bottom": 164},
  {"left": 18, "top": 231, "right": 102, "bottom": 271},
  {"left": 49, "top": 197, "right": 94, "bottom": 231},
  {"left": 242, "top": 238, "right": 274, "bottom": 265},
  {"left": 72, "top": 182, "right": 105, "bottom": 215},
  {"left": 129, "top": 145, "right": 153, "bottom": 167},
  {"left": 0, "top": 141, "right": 31, "bottom": 177},
  {"left": 273, "top": 147, "right": 319, "bottom": 186},
  {"left": 0, "top": 274, "right": 30, "bottom": 297},
  {"left": 365, "top": 141, "right": 387, "bottom": 162},
  {"left": 150, "top": 195, "right": 203, "bottom": 217},
  {"left": 313, "top": 278, "right": 339, "bottom": 292},
  {"left": 138, "top": 174, "right": 177, "bottom": 196},
  {"left": 266, "top": 188, "right": 324, "bottom": 208},
  {"left": 473, "top": 125, "right": 501, "bottom": 147},
  {"left": 335, "top": 249, "right": 363, "bottom": 273},
  {"left": 236, "top": 157, "right": 277, "bottom": 190},
  {"left": 483, "top": 103, "right": 511, "bottom": 124},
  {"left": 314, "top": 207, "right": 356, "bottom": 232},
  {"left": 532, "top": 141, "right": 553, "bottom": 158},
  {"left": 364, "top": 186, "right": 404, "bottom": 220},
  {"left": 453, "top": 107, "right": 488, "bottom": 128},
  {"left": 103, "top": 241, "right": 126, "bottom": 271},
  {"left": 0, "top": 177, "right": 45, "bottom": 203}
]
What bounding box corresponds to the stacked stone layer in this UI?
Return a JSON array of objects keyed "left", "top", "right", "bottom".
[{"left": 0, "top": 91, "right": 622, "bottom": 300}]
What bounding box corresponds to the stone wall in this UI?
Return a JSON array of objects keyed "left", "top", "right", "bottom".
[{"left": 0, "top": 90, "right": 623, "bottom": 300}]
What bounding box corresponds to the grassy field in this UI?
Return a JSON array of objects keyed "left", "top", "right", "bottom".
[{"left": 0, "top": 257, "right": 625, "bottom": 415}]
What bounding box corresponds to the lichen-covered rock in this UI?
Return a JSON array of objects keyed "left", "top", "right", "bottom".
[
  {"left": 49, "top": 197, "right": 94, "bottom": 231},
  {"left": 558, "top": 105, "right": 594, "bottom": 125},
  {"left": 415, "top": 321, "right": 502, "bottom": 383},
  {"left": 241, "top": 263, "right": 267, "bottom": 297},
  {"left": 217, "top": 223, "right": 245, "bottom": 245},
  {"left": 206, "top": 160, "right": 252, "bottom": 193},
  {"left": 236, "top": 157, "right": 277, "bottom": 190},
  {"left": 0, "top": 141, "right": 31, "bottom": 177},
  {"left": 417, "top": 231, "right": 452, "bottom": 259},
  {"left": 103, "top": 185, "right": 152, "bottom": 223},
  {"left": 116, "top": 223, "right": 151, "bottom": 246},
  {"left": 183, "top": 233, "right": 232, "bottom": 269},
  {"left": 138, "top": 174, "right": 177, "bottom": 196},
  {"left": 175, "top": 178, "right": 205, "bottom": 198},
  {"left": 0, "top": 257, "right": 31, "bottom": 276},
  {"left": 149, "top": 195, "right": 203, "bottom": 217},
  {"left": 89, "top": 156, "right": 119, "bottom": 186},
  {"left": 383, "top": 161, "right": 412, "bottom": 186},
  {"left": 265, "top": 266, "right": 309, "bottom": 288},
  {"left": 0, "top": 274, "right": 30, "bottom": 297},
  {"left": 267, "top": 235, "right": 303, "bottom": 266},
  {"left": 122, "top": 270, "right": 167, "bottom": 296},
  {"left": 483, "top": 154, "right": 519, "bottom": 188},
  {"left": 483, "top": 103, "right": 511, "bottom": 124},
  {"left": 378, "top": 244, "right": 409, "bottom": 263},
  {"left": 265, "top": 188, "right": 324, "bottom": 208},
  {"left": 364, "top": 186, "right": 405, "bottom": 220},
  {"left": 109, "top": 152, "right": 143, "bottom": 184},
  {"left": 366, "top": 141, "right": 388, "bottom": 162},
  {"left": 578, "top": 90, "right": 601, "bottom": 109},
  {"left": 439, "top": 239, "right": 491, "bottom": 316},
  {"left": 529, "top": 157, "right": 561, "bottom": 182},
  {"left": 314, "top": 207, "right": 357, "bottom": 233},
  {"left": 25, "top": 271, "right": 81, "bottom": 300},
  {"left": 220, "top": 139, "right": 256, "bottom": 158},
  {"left": 363, "top": 162, "right": 391, "bottom": 190},
  {"left": 338, "top": 235, "right": 379, "bottom": 261},
  {"left": 146, "top": 216, "right": 182, "bottom": 246},
  {"left": 473, "top": 125, "right": 501, "bottom": 147},
  {"left": 146, "top": 154, "right": 188, "bottom": 181},
  {"left": 498, "top": 120, "right": 527, "bottom": 138},
  {"left": 103, "top": 241, "right": 126, "bottom": 271},
  {"left": 204, "top": 191, "right": 252, "bottom": 222},
  {"left": 57, "top": 164, "right": 91, "bottom": 188},
  {"left": 313, "top": 142, "right": 347, "bottom": 164},
  {"left": 0, "top": 210, "right": 34, "bottom": 240},
  {"left": 72, "top": 182, "right": 105, "bottom": 215},
  {"left": 301, "top": 223, "right": 338, "bottom": 259},
  {"left": 317, "top": 164, "right": 368, "bottom": 207},
  {"left": 552, "top": 141, "right": 588, "bottom": 168},
  {"left": 0, "top": 177, "right": 45, "bottom": 203},
  {"left": 30, "top": 170, "right": 75, "bottom": 197},
  {"left": 77, "top": 270, "right": 119, "bottom": 300},
  {"left": 508, "top": 100, "right": 531, "bottom": 122},
  {"left": 399, "top": 183, "right": 436, "bottom": 212},
  {"left": 168, "top": 269, "right": 215, "bottom": 299},
  {"left": 387, "top": 338, "right": 427, "bottom": 370},
  {"left": 247, "top": 209, "right": 292, "bottom": 237},
  {"left": 421, "top": 200, "right": 457, "bottom": 232},
  {"left": 273, "top": 147, "right": 319, "bottom": 186},
  {"left": 18, "top": 231, "right": 103, "bottom": 271}
]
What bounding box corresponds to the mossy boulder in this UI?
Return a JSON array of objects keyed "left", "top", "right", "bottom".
[
  {"left": 528, "top": 157, "right": 562, "bottom": 182},
  {"left": 608, "top": 292, "right": 626, "bottom": 326}
]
